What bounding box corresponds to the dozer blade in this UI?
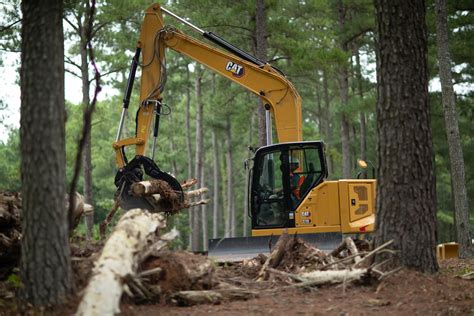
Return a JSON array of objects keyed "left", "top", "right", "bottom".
[
  {"left": 115, "top": 156, "right": 184, "bottom": 212},
  {"left": 208, "top": 232, "right": 343, "bottom": 262}
]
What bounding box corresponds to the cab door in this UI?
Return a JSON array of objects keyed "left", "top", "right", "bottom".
[{"left": 250, "top": 142, "right": 327, "bottom": 230}]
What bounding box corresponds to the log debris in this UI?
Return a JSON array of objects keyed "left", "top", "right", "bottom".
[
  {"left": 130, "top": 179, "right": 209, "bottom": 214},
  {"left": 1, "top": 191, "right": 88, "bottom": 278},
  {"left": 297, "top": 269, "right": 368, "bottom": 286},
  {"left": 254, "top": 233, "right": 398, "bottom": 287},
  {"left": 170, "top": 288, "right": 258, "bottom": 306},
  {"left": 76, "top": 209, "right": 168, "bottom": 316},
  {"left": 257, "top": 232, "right": 295, "bottom": 281}
]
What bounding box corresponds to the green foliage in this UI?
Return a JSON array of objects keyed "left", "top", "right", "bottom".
[
  {"left": 0, "top": 129, "right": 20, "bottom": 191},
  {"left": 6, "top": 273, "right": 23, "bottom": 289}
]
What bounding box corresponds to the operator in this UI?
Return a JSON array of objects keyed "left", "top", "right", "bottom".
[{"left": 289, "top": 157, "right": 305, "bottom": 205}]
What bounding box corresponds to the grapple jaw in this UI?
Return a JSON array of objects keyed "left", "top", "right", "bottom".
[{"left": 115, "top": 156, "right": 184, "bottom": 212}]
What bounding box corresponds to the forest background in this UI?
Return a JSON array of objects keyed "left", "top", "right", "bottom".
[{"left": 0, "top": 0, "right": 472, "bottom": 251}]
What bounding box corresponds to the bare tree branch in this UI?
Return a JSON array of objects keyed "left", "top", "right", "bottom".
[
  {"left": 91, "top": 20, "right": 113, "bottom": 38},
  {"left": 64, "top": 55, "right": 82, "bottom": 71},
  {"left": 63, "top": 16, "right": 80, "bottom": 34},
  {"left": 343, "top": 27, "right": 373, "bottom": 47},
  {"left": 87, "top": 67, "right": 125, "bottom": 84},
  {"left": 0, "top": 19, "right": 21, "bottom": 33},
  {"left": 65, "top": 68, "right": 82, "bottom": 80},
  {"left": 0, "top": 48, "right": 21, "bottom": 53}
]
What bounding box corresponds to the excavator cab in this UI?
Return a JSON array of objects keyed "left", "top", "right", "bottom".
[
  {"left": 250, "top": 141, "right": 327, "bottom": 230},
  {"left": 209, "top": 141, "right": 330, "bottom": 261}
]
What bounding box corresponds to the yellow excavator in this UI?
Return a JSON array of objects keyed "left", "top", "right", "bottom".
[{"left": 113, "top": 4, "right": 376, "bottom": 260}]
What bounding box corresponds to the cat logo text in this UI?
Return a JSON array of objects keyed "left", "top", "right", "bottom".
[{"left": 225, "top": 61, "right": 245, "bottom": 78}]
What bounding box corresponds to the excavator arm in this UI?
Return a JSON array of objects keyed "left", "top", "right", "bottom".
[{"left": 113, "top": 3, "right": 303, "bottom": 210}]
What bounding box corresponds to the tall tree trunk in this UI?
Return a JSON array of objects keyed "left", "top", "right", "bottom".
[
  {"left": 224, "top": 115, "right": 235, "bottom": 237},
  {"left": 354, "top": 47, "right": 367, "bottom": 164},
  {"left": 338, "top": 0, "right": 352, "bottom": 179},
  {"left": 359, "top": 112, "right": 367, "bottom": 159},
  {"left": 80, "top": 6, "right": 94, "bottom": 240},
  {"left": 192, "top": 66, "right": 203, "bottom": 251},
  {"left": 212, "top": 129, "right": 221, "bottom": 239},
  {"left": 315, "top": 78, "right": 323, "bottom": 136},
  {"left": 349, "top": 124, "right": 357, "bottom": 171},
  {"left": 210, "top": 74, "right": 220, "bottom": 239},
  {"left": 185, "top": 64, "right": 194, "bottom": 249},
  {"left": 255, "top": 0, "right": 268, "bottom": 146},
  {"left": 199, "top": 70, "right": 208, "bottom": 251},
  {"left": 169, "top": 143, "right": 178, "bottom": 177},
  {"left": 340, "top": 102, "right": 351, "bottom": 178},
  {"left": 222, "top": 149, "right": 229, "bottom": 237},
  {"left": 185, "top": 65, "right": 194, "bottom": 180},
  {"left": 375, "top": 0, "right": 438, "bottom": 272},
  {"left": 201, "top": 169, "right": 208, "bottom": 251},
  {"left": 20, "top": 0, "right": 73, "bottom": 305},
  {"left": 322, "top": 69, "right": 333, "bottom": 175},
  {"left": 435, "top": 0, "right": 473, "bottom": 258},
  {"left": 243, "top": 112, "right": 255, "bottom": 237}
]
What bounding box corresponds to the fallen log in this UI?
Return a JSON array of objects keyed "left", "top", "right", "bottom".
[
  {"left": 296, "top": 268, "right": 368, "bottom": 286},
  {"left": 170, "top": 288, "right": 258, "bottom": 306},
  {"left": 76, "top": 209, "right": 167, "bottom": 316}
]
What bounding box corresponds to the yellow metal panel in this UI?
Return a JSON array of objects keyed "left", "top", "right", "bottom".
[
  {"left": 135, "top": 4, "right": 166, "bottom": 156},
  {"left": 339, "top": 180, "right": 376, "bottom": 233},
  {"left": 436, "top": 243, "right": 459, "bottom": 260},
  {"left": 348, "top": 183, "right": 373, "bottom": 222},
  {"left": 295, "top": 181, "right": 341, "bottom": 229}
]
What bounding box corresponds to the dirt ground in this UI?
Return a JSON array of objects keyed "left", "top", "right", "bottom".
[
  {"left": 118, "top": 259, "right": 474, "bottom": 316},
  {"left": 2, "top": 195, "right": 473, "bottom": 315},
  {"left": 0, "top": 255, "right": 473, "bottom": 315}
]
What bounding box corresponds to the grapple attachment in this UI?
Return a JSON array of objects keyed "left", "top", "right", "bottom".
[{"left": 115, "top": 156, "right": 184, "bottom": 212}]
